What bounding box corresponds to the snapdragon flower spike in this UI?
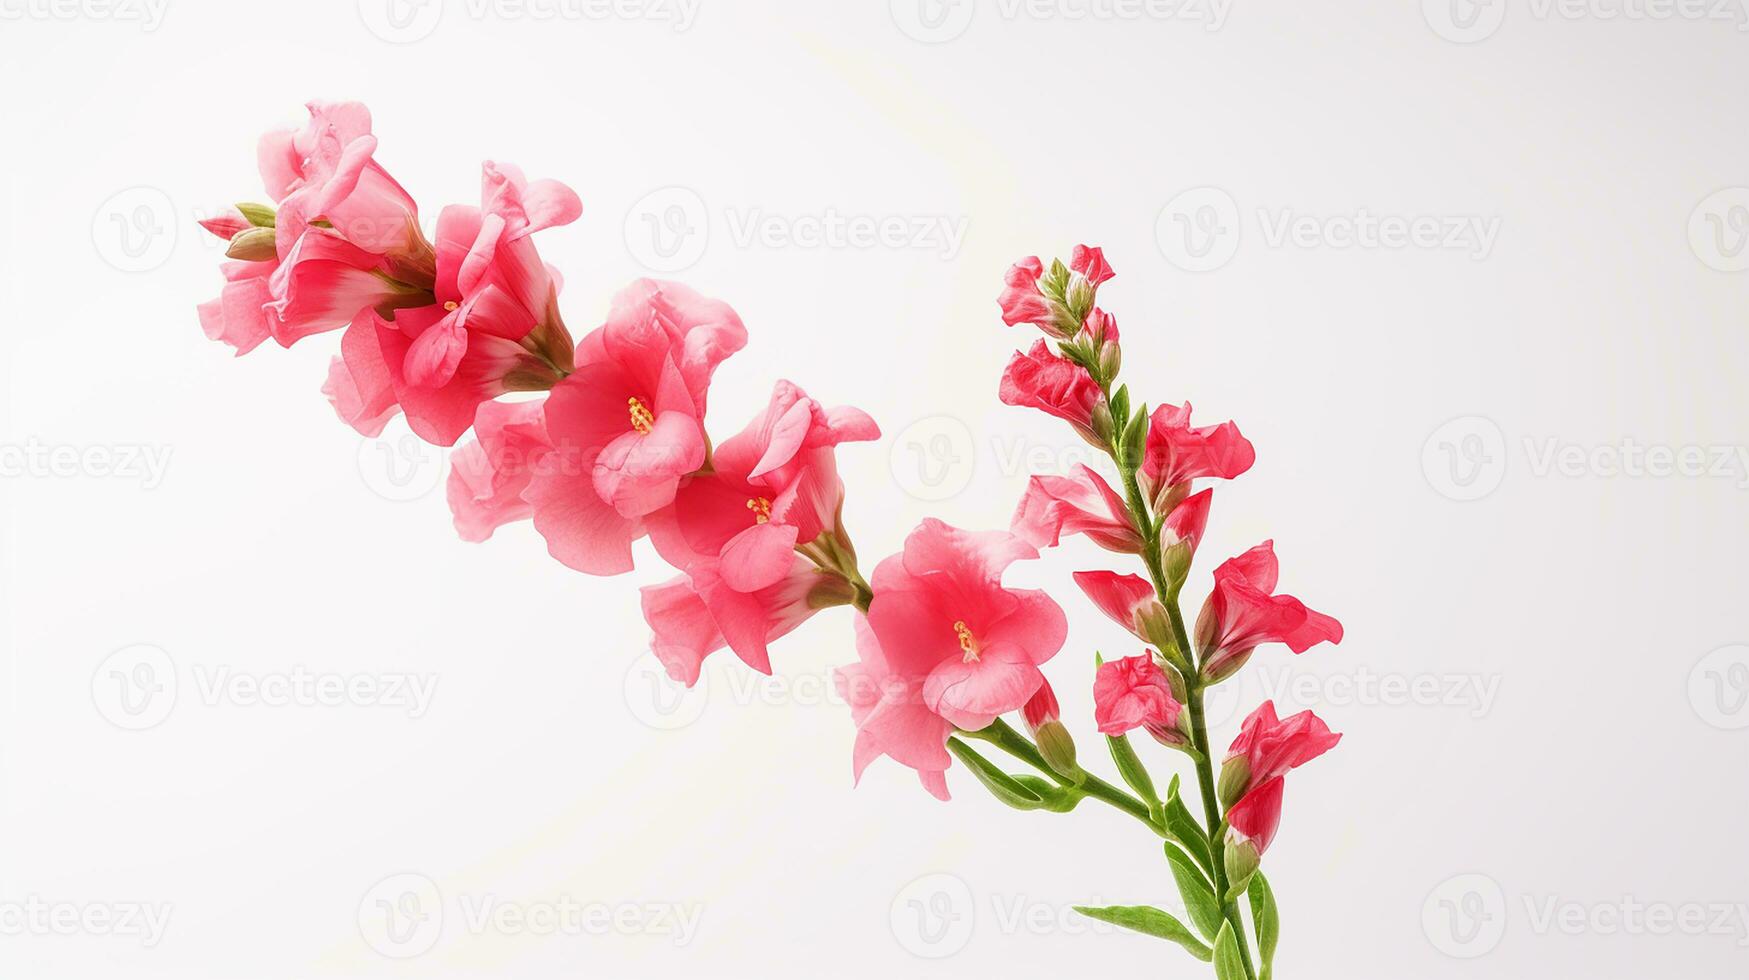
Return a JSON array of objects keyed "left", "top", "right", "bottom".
[
  {"left": 998, "top": 340, "right": 1103, "bottom": 444},
  {"left": 840, "top": 520, "right": 1066, "bottom": 796},
  {"left": 1195, "top": 540, "right": 1344, "bottom": 683},
  {"left": 525, "top": 279, "right": 747, "bottom": 575},
  {"left": 1138, "top": 402, "right": 1256, "bottom": 514},
  {"left": 1011, "top": 464, "right": 1142, "bottom": 554},
  {"left": 332, "top": 161, "right": 583, "bottom": 446},
  {"left": 1218, "top": 701, "right": 1342, "bottom": 808},
  {"left": 997, "top": 244, "right": 1114, "bottom": 340},
  {"left": 642, "top": 556, "right": 856, "bottom": 686},
  {"left": 649, "top": 380, "right": 879, "bottom": 593},
  {"left": 1091, "top": 653, "right": 1185, "bottom": 747}
]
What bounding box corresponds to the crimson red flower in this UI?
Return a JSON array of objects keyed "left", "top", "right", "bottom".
[
  {"left": 1011, "top": 464, "right": 1141, "bottom": 554},
  {"left": 1140, "top": 402, "right": 1256, "bottom": 504},
  {"left": 998, "top": 340, "right": 1102, "bottom": 440},
  {"left": 1220, "top": 701, "right": 1341, "bottom": 806},
  {"left": 1227, "top": 776, "right": 1285, "bottom": 855},
  {"left": 1092, "top": 653, "right": 1182, "bottom": 746}
]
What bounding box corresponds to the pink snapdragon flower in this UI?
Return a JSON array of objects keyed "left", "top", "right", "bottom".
[
  {"left": 1219, "top": 701, "right": 1341, "bottom": 806},
  {"left": 195, "top": 251, "right": 278, "bottom": 356},
  {"left": 1092, "top": 653, "right": 1184, "bottom": 746},
  {"left": 836, "top": 616, "right": 953, "bottom": 801},
  {"left": 446, "top": 399, "right": 552, "bottom": 542},
  {"left": 1139, "top": 403, "right": 1256, "bottom": 510},
  {"left": 642, "top": 557, "right": 855, "bottom": 686},
  {"left": 997, "top": 256, "right": 1056, "bottom": 332},
  {"left": 260, "top": 101, "right": 425, "bottom": 270},
  {"left": 1072, "top": 570, "right": 1158, "bottom": 640},
  {"left": 334, "top": 162, "right": 581, "bottom": 446},
  {"left": 998, "top": 340, "right": 1103, "bottom": 442},
  {"left": 649, "top": 381, "right": 878, "bottom": 592},
  {"left": 1011, "top": 464, "right": 1141, "bottom": 554},
  {"left": 526, "top": 280, "right": 746, "bottom": 575},
  {"left": 1160, "top": 488, "right": 1213, "bottom": 556},
  {"left": 1195, "top": 541, "right": 1344, "bottom": 681},
  {"left": 1070, "top": 244, "right": 1114, "bottom": 287}
]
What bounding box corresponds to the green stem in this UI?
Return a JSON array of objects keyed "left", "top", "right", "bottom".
[{"left": 974, "top": 719, "right": 1164, "bottom": 834}]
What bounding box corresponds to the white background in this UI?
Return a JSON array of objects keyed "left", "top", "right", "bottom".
[{"left": 3, "top": 1, "right": 1747, "bottom": 977}]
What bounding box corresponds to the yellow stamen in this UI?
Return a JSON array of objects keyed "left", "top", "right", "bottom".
[
  {"left": 442, "top": 300, "right": 459, "bottom": 312},
  {"left": 628, "top": 396, "right": 655, "bottom": 435},
  {"left": 953, "top": 621, "right": 979, "bottom": 662},
  {"left": 746, "top": 497, "right": 772, "bottom": 524}
]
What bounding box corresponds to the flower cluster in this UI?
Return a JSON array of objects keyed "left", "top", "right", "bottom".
[{"left": 198, "top": 103, "right": 1348, "bottom": 978}]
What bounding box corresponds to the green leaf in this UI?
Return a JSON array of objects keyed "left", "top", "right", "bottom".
[
  {"left": 1072, "top": 905, "right": 1211, "bottom": 961},
  {"left": 946, "top": 738, "right": 1042, "bottom": 810},
  {"left": 1120, "top": 402, "right": 1149, "bottom": 466},
  {"left": 1164, "top": 841, "right": 1223, "bottom": 941},
  {"left": 1249, "top": 873, "right": 1279, "bottom": 980},
  {"left": 225, "top": 226, "right": 277, "bottom": 262},
  {"left": 1212, "top": 921, "right": 1247, "bottom": 980},
  {"left": 1164, "top": 791, "right": 1214, "bottom": 879},
  {"left": 1105, "top": 734, "right": 1160, "bottom": 811}
]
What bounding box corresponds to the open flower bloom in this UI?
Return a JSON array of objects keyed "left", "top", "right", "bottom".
[
  {"left": 1195, "top": 541, "right": 1344, "bottom": 681},
  {"left": 642, "top": 557, "right": 855, "bottom": 687},
  {"left": 338, "top": 162, "right": 582, "bottom": 446},
  {"left": 1092, "top": 654, "right": 1183, "bottom": 746},
  {"left": 1160, "top": 488, "right": 1212, "bottom": 555},
  {"left": 997, "top": 256, "right": 1056, "bottom": 332},
  {"left": 1070, "top": 244, "right": 1114, "bottom": 287},
  {"left": 862, "top": 519, "right": 1067, "bottom": 734},
  {"left": 1220, "top": 701, "right": 1341, "bottom": 806},
  {"left": 1011, "top": 465, "right": 1140, "bottom": 554},
  {"left": 1139, "top": 402, "right": 1256, "bottom": 507},
  {"left": 1227, "top": 775, "right": 1285, "bottom": 856},
  {"left": 836, "top": 615, "right": 953, "bottom": 801},
  {"left": 1072, "top": 570, "right": 1159, "bottom": 640},
  {"left": 526, "top": 279, "right": 747, "bottom": 575},
  {"left": 196, "top": 255, "right": 278, "bottom": 356},
  {"left": 446, "top": 399, "right": 552, "bottom": 542},
  {"left": 649, "top": 380, "right": 878, "bottom": 592},
  {"left": 998, "top": 340, "right": 1102, "bottom": 440}
]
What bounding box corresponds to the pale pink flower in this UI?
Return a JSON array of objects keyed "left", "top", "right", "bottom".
[
  {"left": 1011, "top": 464, "right": 1141, "bottom": 554},
  {"left": 446, "top": 399, "right": 552, "bottom": 542},
  {"left": 641, "top": 557, "right": 852, "bottom": 686}
]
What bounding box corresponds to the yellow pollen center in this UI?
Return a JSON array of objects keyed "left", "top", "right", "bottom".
[
  {"left": 746, "top": 497, "right": 773, "bottom": 524},
  {"left": 442, "top": 300, "right": 459, "bottom": 312},
  {"left": 953, "top": 621, "right": 979, "bottom": 662},
  {"left": 628, "top": 396, "right": 655, "bottom": 435}
]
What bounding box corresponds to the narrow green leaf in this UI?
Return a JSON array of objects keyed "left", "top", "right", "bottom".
[
  {"left": 1164, "top": 791, "right": 1214, "bottom": 878},
  {"left": 1073, "top": 905, "right": 1212, "bottom": 961},
  {"left": 1105, "top": 734, "right": 1160, "bottom": 811},
  {"left": 1120, "top": 402, "right": 1149, "bottom": 466},
  {"left": 946, "top": 738, "right": 1042, "bottom": 810},
  {"left": 1249, "top": 873, "right": 1279, "bottom": 980},
  {"left": 1212, "top": 922, "right": 1247, "bottom": 980},
  {"left": 1164, "top": 841, "right": 1222, "bottom": 941}
]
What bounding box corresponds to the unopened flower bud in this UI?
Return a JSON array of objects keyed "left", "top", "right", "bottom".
[
  {"left": 1096, "top": 337, "right": 1121, "bottom": 383},
  {"left": 1133, "top": 602, "right": 1180, "bottom": 665},
  {"left": 1223, "top": 835, "right": 1262, "bottom": 900},
  {"left": 1091, "top": 400, "right": 1117, "bottom": 445},
  {"left": 235, "top": 202, "right": 276, "bottom": 227},
  {"left": 1023, "top": 681, "right": 1082, "bottom": 783},
  {"left": 1200, "top": 645, "right": 1254, "bottom": 686},
  {"left": 225, "top": 226, "right": 278, "bottom": 262}
]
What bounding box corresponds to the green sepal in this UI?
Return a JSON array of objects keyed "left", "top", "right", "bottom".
[
  {"left": 1120, "top": 402, "right": 1149, "bottom": 467},
  {"left": 1072, "top": 905, "right": 1212, "bottom": 961},
  {"left": 1012, "top": 775, "right": 1081, "bottom": 813}
]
